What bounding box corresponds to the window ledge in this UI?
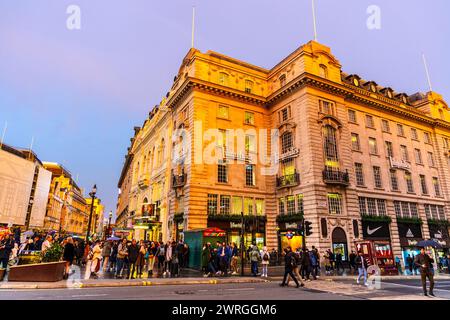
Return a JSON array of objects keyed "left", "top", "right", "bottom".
[
  {"left": 352, "top": 149, "right": 363, "bottom": 153},
  {"left": 369, "top": 153, "right": 380, "bottom": 157}
]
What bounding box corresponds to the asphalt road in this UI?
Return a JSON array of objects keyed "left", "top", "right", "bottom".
[
  {"left": 0, "top": 282, "right": 357, "bottom": 300},
  {"left": 1, "top": 278, "right": 450, "bottom": 300}
]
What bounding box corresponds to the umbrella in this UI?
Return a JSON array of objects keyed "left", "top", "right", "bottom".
[
  {"left": 23, "top": 230, "right": 34, "bottom": 237},
  {"left": 416, "top": 239, "right": 442, "bottom": 248},
  {"left": 106, "top": 236, "right": 120, "bottom": 241},
  {"left": 47, "top": 230, "right": 57, "bottom": 235}
]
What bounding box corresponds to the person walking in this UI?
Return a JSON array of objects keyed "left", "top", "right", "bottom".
[
  {"left": 182, "top": 243, "right": 190, "bottom": 269},
  {"left": 0, "top": 234, "right": 14, "bottom": 273},
  {"left": 127, "top": 239, "right": 139, "bottom": 279},
  {"left": 101, "top": 241, "right": 112, "bottom": 273},
  {"left": 171, "top": 242, "right": 180, "bottom": 277},
  {"left": 280, "top": 247, "right": 302, "bottom": 288},
  {"left": 349, "top": 251, "right": 357, "bottom": 274},
  {"left": 136, "top": 240, "right": 146, "bottom": 278},
  {"left": 260, "top": 246, "right": 270, "bottom": 277},
  {"left": 407, "top": 254, "right": 414, "bottom": 275},
  {"left": 287, "top": 249, "right": 305, "bottom": 287},
  {"left": 355, "top": 251, "right": 368, "bottom": 286},
  {"left": 147, "top": 242, "right": 157, "bottom": 277},
  {"left": 250, "top": 245, "right": 260, "bottom": 276},
  {"left": 300, "top": 248, "right": 312, "bottom": 281},
  {"left": 335, "top": 251, "right": 344, "bottom": 274},
  {"left": 109, "top": 241, "right": 118, "bottom": 273},
  {"left": 201, "top": 243, "right": 211, "bottom": 277},
  {"left": 115, "top": 239, "right": 128, "bottom": 279},
  {"left": 414, "top": 247, "right": 435, "bottom": 297},
  {"left": 309, "top": 248, "right": 319, "bottom": 280},
  {"left": 41, "top": 235, "right": 53, "bottom": 253},
  {"left": 62, "top": 237, "right": 75, "bottom": 279},
  {"left": 323, "top": 250, "right": 332, "bottom": 275},
  {"left": 90, "top": 240, "right": 102, "bottom": 279},
  {"left": 164, "top": 241, "right": 173, "bottom": 277},
  {"left": 230, "top": 242, "right": 239, "bottom": 275},
  {"left": 156, "top": 242, "right": 165, "bottom": 275}
]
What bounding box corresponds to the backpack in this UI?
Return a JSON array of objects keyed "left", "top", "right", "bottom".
[{"left": 263, "top": 253, "right": 269, "bottom": 261}]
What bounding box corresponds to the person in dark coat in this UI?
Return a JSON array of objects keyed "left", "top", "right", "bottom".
[
  {"left": 280, "top": 247, "right": 302, "bottom": 288},
  {"left": 127, "top": 239, "right": 139, "bottom": 279},
  {"left": 0, "top": 235, "right": 15, "bottom": 270},
  {"left": 63, "top": 237, "right": 75, "bottom": 279},
  {"left": 201, "top": 243, "right": 210, "bottom": 276},
  {"left": 414, "top": 247, "right": 435, "bottom": 296},
  {"left": 300, "top": 249, "right": 312, "bottom": 280}
]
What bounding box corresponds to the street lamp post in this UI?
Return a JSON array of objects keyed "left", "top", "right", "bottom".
[
  {"left": 108, "top": 210, "right": 112, "bottom": 238},
  {"left": 240, "top": 211, "right": 245, "bottom": 276},
  {"left": 85, "top": 184, "right": 97, "bottom": 243}
]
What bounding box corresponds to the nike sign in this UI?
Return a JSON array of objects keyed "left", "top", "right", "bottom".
[{"left": 367, "top": 226, "right": 382, "bottom": 235}]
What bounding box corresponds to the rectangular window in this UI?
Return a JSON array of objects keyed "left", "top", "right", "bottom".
[
  {"left": 244, "top": 111, "right": 254, "bottom": 125},
  {"left": 414, "top": 148, "right": 423, "bottom": 164},
  {"left": 319, "top": 100, "right": 335, "bottom": 115},
  {"left": 255, "top": 199, "right": 264, "bottom": 216},
  {"left": 245, "top": 80, "right": 253, "bottom": 94},
  {"left": 394, "top": 201, "right": 419, "bottom": 218},
  {"left": 373, "top": 166, "right": 382, "bottom": 188},
  {"left": 219, "top": 72, "right": 229, "bottom": 85},
  {"left": 397, "top": 124, "right": 405, "bottom": 136},
  {"left": 355, "top": 163, "right": 365, "bottom": 186},
  {"left": 381, "top": 119, "right": 390, "bottom": 132},
  {"left": 420, "top": 174, "right": 428, "bottom": 195},
  {"left": 351, "top": 133, "right": 360, "bottom": 151},
  {"left": 244, "top": 197, "right": 253, "bottom": 215},
  {"left": 359, "top": 197, "right": 386, "bottom": 216},
  {"left": 405, "top": 172, "right": 414, "bottom": 193},
  {"left": 424, "top": 204, "right": 445, "bottom": 220},
  {"left": 280, "top": 107, "right": 289, "bottom": 122},
  {"left": 278, "top": 198, "right": 285, "bottom": 215},
  {"left": 369, "top": 137, "right": 378, "bottom": 154},
  {"left": 400, "top": 145, "right": 409, "bottom": 161},
  {"left": 390, "top": 169, "right": 399, "bottom": 191},
  {"left": 219, "top": 195, "right": 230, "bottom": 215},
  {"left": 245, "top": 134, "right": 256, "bottom": 153},
  {"left": 245, "top": 164, "right": 256, "bottom": 186},
  {"left": 296, "top": 194, "right": 304, "bottom": 214},
  {"left": 385, "top": 141, "right": 394, "bottom": 157},
  {"left": 433, "top": 177, "right": 441, "bottom": 197},
  {"left": 217, "top": 164, "right": 228, "bottom": 183},
  {"left": 286, "top": 196, "right": 295, "bottom": 215},
  {"left": 411, "top": 128, "right": 418, "bottom": 140},
  {"left": 366, "top": 115, "right": 375, "bottom": 128},
  {"left": 327, "top": 193, "right": 342, "bottom": 215},
  {"left": 232, "top": 196, "right": 243, "bottom": 215},
  {"left": 207, "top": 194, "right": 218, "bottom": 215},
  {"left": 348, "top": 109, "right": 357, "bottom": 123},
  {"left": 424, "top": 132, "right": 431, "bottom": 144},
  {"left": 428, "top": 152, "right": 435, "bottom": 167},
  {"left": 218, "top": 105, "right": 229, "bottom": 119},
  {"left": 281, "top": 132, "right": 293, "bottom": 153},
  {"left": 443, "top": 137, "right": 449, "bottom": 149}
]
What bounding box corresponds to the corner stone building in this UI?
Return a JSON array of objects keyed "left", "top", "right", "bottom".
[{"left": 121, "top": 41, "right": 450, "bottom": 268}]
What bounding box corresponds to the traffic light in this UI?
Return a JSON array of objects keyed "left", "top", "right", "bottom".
[{"left": 305, "top": 220, "right": 313, "bottom": 236}]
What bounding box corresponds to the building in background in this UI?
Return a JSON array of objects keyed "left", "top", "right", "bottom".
[
  {"left": 43, "top": 162, "right": 89, "bottom": 236},
  {"left": 115, "top": 148, "right": 134, "bottom": 230},
  {"left": 0, "top": 144, "right": 52, "bottom": 230},
  {"left": 117, "top": 40, "right": 450, "bottom": 269}
]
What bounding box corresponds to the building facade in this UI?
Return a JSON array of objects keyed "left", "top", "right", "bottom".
[
  {"left": 0, "top": 144, "right": 52, "bottom": 230},
  {"left": 118, "top": 41, "right": 450, "bottom": 269},
  {"left": 85, "top": 197, "right": 104, "bottom": 238},
  {"left": 43, "top": 162, "right": 89, "bottom": 236}
]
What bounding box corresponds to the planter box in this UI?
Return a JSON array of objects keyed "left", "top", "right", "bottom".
[
  {"left": 0, "top": 268, "right": 5, "bottom": 281},
  {"left": 8, "top": 261, "right": 66, "bottom": 282}
]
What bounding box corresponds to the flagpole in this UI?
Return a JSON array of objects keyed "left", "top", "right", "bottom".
[
  {"left": 191, "top": 6, "right": 196, "bottom": 48},
  {"left": 0, "top": 121, "right": 7, "bottom": 149},
  {"left": 422, "top": 53, "right": 433, "bottom": 92},
  {"left": 312, "top": 0, "right": 318, "bottom": 41}
]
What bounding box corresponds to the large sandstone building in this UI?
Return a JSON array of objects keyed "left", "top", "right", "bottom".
[{"left": 117, "top": 41, "right": 450, "bottom": 272}]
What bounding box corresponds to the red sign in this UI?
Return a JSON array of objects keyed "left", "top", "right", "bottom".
[{"left": 203, "top": 227, "right": 226, "bottom": 237}]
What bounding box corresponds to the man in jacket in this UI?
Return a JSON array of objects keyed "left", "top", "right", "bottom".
[
  {"left": 280, "top": 247, "right": 302, "bottom": 288},
  {"left": 127, "top": 239, "right": 139, "bottom": 279},
  {"left": 101, "top": 241, "right": 112, "bottom": 272},
  {"left": 115, "top": 238, "right": 128, "bottom": 279},
  {"left": 414, "top": 247, "right": 435, "bottom": 297},
  {"left": 355, "top": 251, "right": 368, "bottom": 286}
]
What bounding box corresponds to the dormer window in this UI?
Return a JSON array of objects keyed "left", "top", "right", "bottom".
[
  {"left": 319, "top": 64, "right": 328, "bottom": 79},
  {"left": 245, "top": 80, "right": 253, "bottom": 94},
  {"left": 380, "top": 87, "right": 394, "bottom": 99},
  {"left": 279, "top": 74, "right": 287, "bottom": 87},
  {"left": 219, "top": 72, "right": 229, "bottom": 86},
  {"left": 370, "top": 83, "right": 377, "bottom": 93}
]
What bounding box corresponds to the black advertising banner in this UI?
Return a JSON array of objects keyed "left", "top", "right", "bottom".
[
  {"left": 361, "top": 220, "right": 391, "bottom": 239},
  {"left": 428, "top": 224, "right": 450, "bottom": 248},
  {"left": 397, "top": 223, "right": 423, "bottom": 239}
]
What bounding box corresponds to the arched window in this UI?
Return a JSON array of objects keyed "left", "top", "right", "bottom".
[
  {"left": 319, "top": 64, "right": 328, "bottom": 78},
  {"left": 323, "top": 125, "right": 339, "bottom": 167}
]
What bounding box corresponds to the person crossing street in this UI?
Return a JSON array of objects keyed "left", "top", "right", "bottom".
[{"left": 414, "top": 247, "right": 435, "bottom": 297}]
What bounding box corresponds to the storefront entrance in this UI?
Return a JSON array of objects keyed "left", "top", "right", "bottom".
[
  {"left": 331, "top": 227, "right": 348, "bottom": 261},
  {"left": 397, "top": 222, "right": 423, "bottom": 273}
]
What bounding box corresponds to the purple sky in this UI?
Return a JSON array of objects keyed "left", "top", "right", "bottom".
[{"left": 1, "top": 0, "right": 449, "bottom": 220}]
